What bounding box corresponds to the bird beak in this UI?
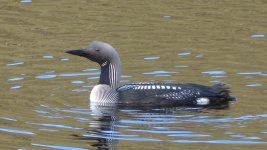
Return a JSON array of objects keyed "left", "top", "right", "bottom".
[{"left": 65, "top": 49, "right": 87, "bottom": 57}]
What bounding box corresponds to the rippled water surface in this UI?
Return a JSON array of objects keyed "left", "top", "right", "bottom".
[{"left": 1, "top": 0, "right": 267, "bottom": 149}]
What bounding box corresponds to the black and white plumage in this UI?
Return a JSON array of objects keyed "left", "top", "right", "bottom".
[{"left": 66, "top": 41, "right": 234, "bottom": 107}]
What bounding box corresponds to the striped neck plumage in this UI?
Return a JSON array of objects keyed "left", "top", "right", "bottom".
[{"left": 99, "top": 61, "right": 121, "bottom": 89}]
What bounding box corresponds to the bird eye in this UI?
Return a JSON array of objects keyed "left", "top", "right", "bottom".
[{"left": 95, "top": 49, "right": 100, "bottom": 52}]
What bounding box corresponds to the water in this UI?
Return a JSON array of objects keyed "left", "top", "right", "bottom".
[{"left": 1, "top": 1, "right": 267, "bottom": 150}]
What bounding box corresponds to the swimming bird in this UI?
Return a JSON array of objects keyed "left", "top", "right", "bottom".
[{"left": 66, "top": 41, "right": 234, "bottom": 107}]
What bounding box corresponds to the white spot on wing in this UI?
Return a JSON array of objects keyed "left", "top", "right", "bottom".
[
  {"left": 196, "top": 97, "right": 210, "bottom": 106},
  {"left": 152, "top": 85, "right": 156, "bottom": 89},
  {"left": 166, "top": 86, "right": 170, "bottom": 89}
]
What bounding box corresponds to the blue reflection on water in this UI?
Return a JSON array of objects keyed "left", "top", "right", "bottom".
[
  {"left": 175, "top": 65, "right": 189, "bottom": 68},
  {"left": 211, "top": 75, "right": 226, "bottom": 78},
  {"left": 195, "top": 54, "right": 204, "bottom": 58},
  {"left": 0, "top": 128, "right": 35, "bottom": 135},
  {"left": 33, "top": 110, "right": 50, "bottom": 114},
  {"left": 170, "top": 140, "right": 267, "bottom": 144},
  {"left": 60, "top": 58, "right": 70, "bottom": 61},
  {"left": 178, "top": 52, "right": 191, "bottom": 56},
  {"left": 35, "top": 72, "right": 100, "bottom": 79},
  {"left": 143, "top": 70, "right": 179, "bottom": 75},
  {"left": 144, "top": 57, "right": 160, "bottom": 60},
  {"left": 72, "top": 89, "right": 89, "bottom": 92},
  {"left": 202, "top": 70, "right": 226, "bottom": 75},
  {"left": 88, "top": 76, "right": 100, "bottom": 80},
  {"left": 32, "top": 143, "right": 87, "bottom": 150},
  {"left": 42, "top": 55, "right": 54, "bottom": 59},
  {"left": 0, "top": 117, "right": 17, "bottom": 121},
  {"left": 39, "top": 128, "right": 58, "bottom": 132},
  {"left": 58, "top": 72, "right": 100, "bottom": 77},
  {"left": 10, "top": 85, "right": 23, "bottom": 90},
  {"left": 6, "top": 62, "right": 24, "bottom": 66},
  {"left": 168, "top": 134, "right": 211, "bottom": 137},
  {"left": 128, "top": 129, "right": 192, "bottom": 134},
  {"left": 82, "top": 68, "right": 99, "bottom": 72},
  {"left": 237, "top": 72, "right": 262, "bottom": 75},
  {"left": 250, "top": 34, "right": 265, "bottom": 38},
  {"left": 35, "top": 75, "right": 57, "bottom": 79},
  {"left": 20, "top": 0, "right": 32, "bottom": 3},
  {"left": 27, "top": 122, "right": 83, "bottom": 130},
  {"left": 82, "top": 134, "right": 162, "bottom": 142},
  {"left": 246, "top": 84, "right": 262, "bottom": 87},
  {"left": 72, "top": 80, "right": 85, "bottom": 84},
  {"left": 8, "top": 77, "right": 24, "bottom": 82}
]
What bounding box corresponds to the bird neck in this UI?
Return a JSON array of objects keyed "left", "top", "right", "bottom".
[{"left": 99, "top": 60, "right": 121, "bottom": 89}]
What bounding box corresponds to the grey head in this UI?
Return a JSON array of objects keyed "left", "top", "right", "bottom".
[
  {"left": 66, "top": 41, "right": 120, "bottom": 66},
  {"left": 66, "top": 41, "right": 122, "bottom": 89}
]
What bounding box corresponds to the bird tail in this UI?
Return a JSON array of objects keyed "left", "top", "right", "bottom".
[{"left": 211, "top": 83, "right": 236, "bottom": 101}]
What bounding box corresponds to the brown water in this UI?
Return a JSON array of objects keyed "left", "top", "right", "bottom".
[{"left": 1, "top": 0, "right": 267, "bottom": 149}]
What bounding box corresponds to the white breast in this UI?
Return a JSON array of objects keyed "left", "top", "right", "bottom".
[{"left": 90, "top": 84, "right": 118, "bottom": 105}]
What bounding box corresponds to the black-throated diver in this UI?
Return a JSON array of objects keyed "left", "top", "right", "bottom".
[{"left": 66, "top": 41, "right": 234, "bottom": 107}]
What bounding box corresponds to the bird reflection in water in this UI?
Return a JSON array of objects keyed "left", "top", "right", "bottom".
[{"left": 74, "top": 104, "right": 120, "bottom": 150}]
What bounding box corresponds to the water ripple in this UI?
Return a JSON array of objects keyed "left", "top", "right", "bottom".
[
  {"left": 170, "top": 140, "right": 267, "bottom": 144},
  {"left": 88, "top": 76, "right": 100, "bottom": 80},
  {"left": 143, "top": 70, "right": 179, "bottom": 75},
  {"left": 61, "top": 109, "right": 91, "bottom": 115},
  {"left": 20, "top": 0, "right": 32, "bottom": 3},
  {"left": 211, "top": 75, "right": 226, "bottom": 78},
  {"left": 72, "top": 80, "right": 85, "bottom": 84},
  {"left": 60, "top": 58, "right": 70, "bottom": 61},
  {"left": 246, "top": 84, "right": 262, "bottom": 87},
  {"left": 35, "top": 72, "right": 100, "bottom": 79},
  {"left": 42, "top": 55, "right": 54, "bottom": 59},
  {"left": 0, "top": 128, "right": 35, "bottom": 135},
  {"left": 163, "top": 16, "right": 172, "bottom": 20},
  {"left": 10, "top": 85, "right": 23, "bottom": 90},
  {"left": 58, "top": 72, "right": 100, "bottom": 77},
  {"left": 250, "top": 34, "right": 265, "bottom": 38},
  {"left": 181, "top": 114, "right": 262, "bottom": 124},
  {"left": 237, "top": 72, "right": 262, "bottom": 75},
  {"left": 82, "top": 68, "right": 99, "bottom": 72},
  {"left": 27, "top": 122, "right": 83, "bottom": 130},
  {"left": 6, "top": 62, "right": 24, "bottom": 66},
  {"left": 178, "top": 52, "right": 191, "bottom": 56},
  {"left": 175, "top": 65, "right": 189, "bottom": 68},
  {"left": 39, "top": 128, "right": 58, "bottom": 132},
  {"left": 32, "top": 143, "right": 87, "bottom": 150},
  {"left": 144, "top": 57, "right": 160, "bottom": 60},
  {"left": 120, "top": 119, "right": 176, "bottom": 125},
  {"left": 128, "top": 129, "right": 192, "bottom": 134},
  {"left": 202, "top": 71, "right": 226, "bottom": 75},
  {"left": 72, "top": 89, "right": 89, "bottom": 92},
  {"left": 35, "top": 75, "right": 57, "bottom": 79},
  {"left": 168, "top": 133, "right": 211, "bottom": 137},
  {"left": 8, "top": 77, "right": 24, "bottom": 82},
  {"left": 0, "top": 117, "right": 17, "bottom": 121},
  {"left": 33, "top": 110, "right": 50, "bottom": 114},
  {"left": 82, "top": 134, "right": 162, "bottom": 142},
  {"left": 195, "top": 54, "right": 204, "bottom": 58}
]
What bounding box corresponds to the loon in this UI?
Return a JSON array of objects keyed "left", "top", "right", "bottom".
[{"left": 66, "top": 41, "right": 234, "bottom": 107}]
